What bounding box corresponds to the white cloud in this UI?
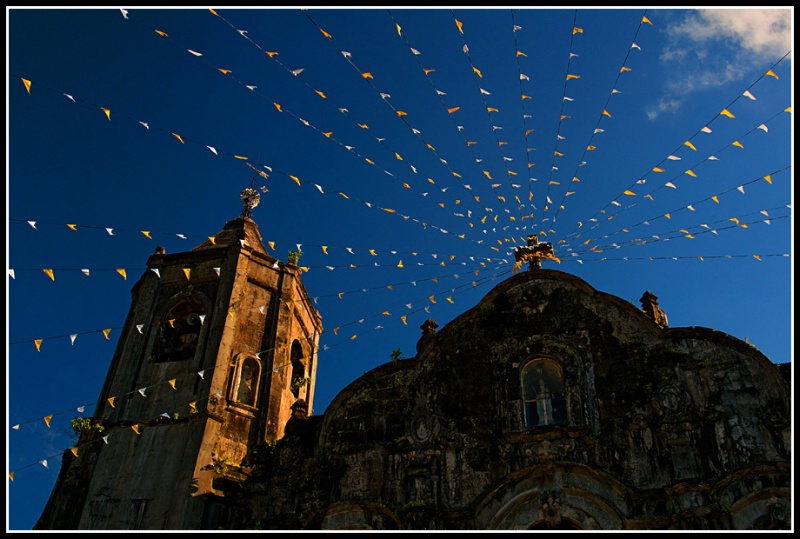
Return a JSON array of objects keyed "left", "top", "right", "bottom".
[
  {"left": 649, "top": 8, "right": 791, "bottom": 119},
  {"left": 670, "top": 9, "right": 791, "bottom": 59},
  {"left": 646, "top": 98, "right": 682, "bottom": 120}
]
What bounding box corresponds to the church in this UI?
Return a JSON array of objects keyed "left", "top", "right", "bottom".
[{"left": 34, "top": 195, "right": 792, "bottom": 530}]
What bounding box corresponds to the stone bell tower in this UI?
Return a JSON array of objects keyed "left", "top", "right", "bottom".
[{"left": 35, "top": 187, "right": 322, "bottom": 530}]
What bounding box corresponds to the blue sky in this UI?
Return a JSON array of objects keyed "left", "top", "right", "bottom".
[{"left": 6, "top": 7, "right": 792, "bottom": 530}]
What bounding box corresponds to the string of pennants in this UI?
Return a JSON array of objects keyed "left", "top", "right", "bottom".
[
  {"left": 561, "top": 166, "right": 791, "bottom": 255},
  {"left": 8, "top": 266, "right": 513, "bottom": 482},
  {"left": 16, "top": 75, "right": 494, "bottom": 248},
  {"left": 546, "top": 12, "right": 654, "bottom": 231},
  {"left": 14, "top": 8, "right": 789, "bottom": 255},
  {"left": 9, "top": 257, "right": 506, "bottom": 350},
  {"left": 117, "top": 7, "right": 525, "bottom": 243},
  {"left": 556, "top": 55, "right": 790, "bottom": 248}
]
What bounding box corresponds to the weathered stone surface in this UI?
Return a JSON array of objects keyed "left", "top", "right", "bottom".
[{"left": 226, "top": 270, "right": 790, "bottom": 530}]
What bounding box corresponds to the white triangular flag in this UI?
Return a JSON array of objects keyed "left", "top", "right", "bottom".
[
  {"left": 198, "top": 370, "right": 205, "bottom": 379},
  {"left": 27, "top": 221, "right": 37, "bottom": 229},
  {"left": 81, "top": 269, "right": 90, "bottom": 276},
  {"left": 176, "top": 234, "right": 186, "bottom": 239},
  {"left": 150, "top": 268, "right": 160, "bottom": 278},
  {"left": 105, "top": 228, "right": 114, "bottom": 235},
  {"left": 214, "top": 267, "right": 220, "bottom": 276},
  {"left": 8, "top": 269, "right": 14, "bottom": 279},
  {"left": 77, "top": 406, "right": 85, "bottom": 413},
  {"left": 102, "top": 435, "right": 109, "bottom": 444},
  {"left": 40, "top": 460, "right": 48, "bottom": 468},
  {"left": 138, "top": 388, "right": 147, "bottom": 398},
  {"left": 70, "top": 334, "right": 77, "bottom": 345}
]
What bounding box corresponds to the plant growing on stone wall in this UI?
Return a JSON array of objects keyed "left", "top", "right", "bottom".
[
  {"left": 68, "top": 417, "right": 105, "bottom": 443},
  {"left": 291, "top": 376, "right": 311, "bottom": 394},
  {"left": 287, "top": 250, "right": 303, "bottom": 265},
  {"left": 390, "top": 348, "right": 402, "bottom": 363}
]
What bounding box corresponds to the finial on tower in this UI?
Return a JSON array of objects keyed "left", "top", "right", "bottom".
[
  {"left": 514, "top": 234, "right": 559, "bottom": 271},
  {"left": 240, "top": 182, "right": 261, "bottom": 219}
]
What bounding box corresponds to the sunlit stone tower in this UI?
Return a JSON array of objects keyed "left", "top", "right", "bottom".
[{"left": 35, "top": 187, "right": 323, "bottom": 529}]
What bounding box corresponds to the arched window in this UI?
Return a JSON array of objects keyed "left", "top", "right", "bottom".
[
  {"left": 154, "top": 297, "right": 205, "bottom": 362},
  {"left": 289, "top": 340, "right": 307, "bottom": 397},
  {"left": 230, "top": 355, "right": 261, "bottom": 408},
  {"left": 521, "top": 358, "right": 567, "bottom": 428}
]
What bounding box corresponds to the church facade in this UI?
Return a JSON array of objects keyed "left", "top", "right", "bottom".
[{"left": 35, "top": 213, "right": 791, "bottom": 530}]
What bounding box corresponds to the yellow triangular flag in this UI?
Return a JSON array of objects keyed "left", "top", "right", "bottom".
[
  {"left": 448, "top": 106, "right": 460, "bottom": 114},
  {"left": 602, "top": 109, "right": 611, "bottom": 118},
  {"left": 765, "top": 69, "right": 778, "bottom": 79},
  {"left": 684, "top": 170, "right": 697, "bottom": 177},
  {"left": 141, "top": 230, "right": 152, "bottom": 239},
  {"left": 684, "top": 140, "right": 696, "bottom": 151},
  {"left": 172, "top": 133, "right": 185, "bottom": 144},
  {"left": 664, "top": 213, "right": 671, "bottom": 219},
  {"left": 289, "top": 175, "right": 301, "bottom": 186},
  {"left": 70, "top": 447, "right": 79, "bottom": 458},
  {"left": 732, "top": 140, "right": 744, "bottom": 149},
  {"left": 108, "top": 396, "right": 116, "bottom": 408},
  {"left": 397, "top": 260, "right": 404, "bottom": 268},
  {"left": 400, "top": 315, "right": 407, "bottom": 325},
  {"left": 103, "top": 328, "right": 112, "bottom": 340},
  {"left": 652, "top": 167, "right": 665, "bottom": 173},
  {"left": 43, "top": 268, "right": 55, "bottom": 281},
  {"left": 21, "top": 77, "right": 32, "bottom": 94},
  {"left": 763, "top": 175, "right": 772, "bottom": 184},
  {"left": 362, "top": 72, "right": 373, "bottom": 79},
  {"left": 455, "top": 19, "right": 464, "bottom": 34},
  {"left": 8, "top": 472, "right": 14, "bottom": 482},
  {"left": 218, "top": 68, "right": 232, "bottom": 75},
  {"left": 642, "top": 16, "right": 652, "bottom": 25},
  {"left": 183, "top": 268, "right": 191, "bottom": 280},
  {"left": 720, "top": 109, "right": 735, "bottom": 118},
  {"left": 44, "top": 415, "right": 53, "bottom": 428},
  {"left": 67, "top": 223, "right": 77, "bottom": 230},
  {"left": 101, "top": 107, "right": 111, "bottom": 120},
  {"left": 623, "top": 190, "right": 636, "bottom": 196},
  {"left": 429, "top": 295, "right": 436, "bottom": 304},
  {"left": 189, "top": 401, "right": 198, "bottom": 413},
  {"left": 34, "top": 338, "right": 43, "bottom": 352},
  {"left": 566, "top": 74, "right": 580, "bottom": 80},
  {"left": 116, "top": 268, "right": 127, "bottom": 280},
  {"left": 572, "top": 27, "right": 583, "bottom": 34},
  {"left": 711, "top": 195, "right": 719, "bottom": 203},
  {"left": 268, "top": 241, "right": 275, "bottom": 250},
  {"left": 132, "top": 424, "right": 141, "bottom": 435},
  {"left": 208, "top": 236, "right": 216, "bottom": 245},
  {"left": 168, "top": 379, "right": 177, "bottom": 390}
]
